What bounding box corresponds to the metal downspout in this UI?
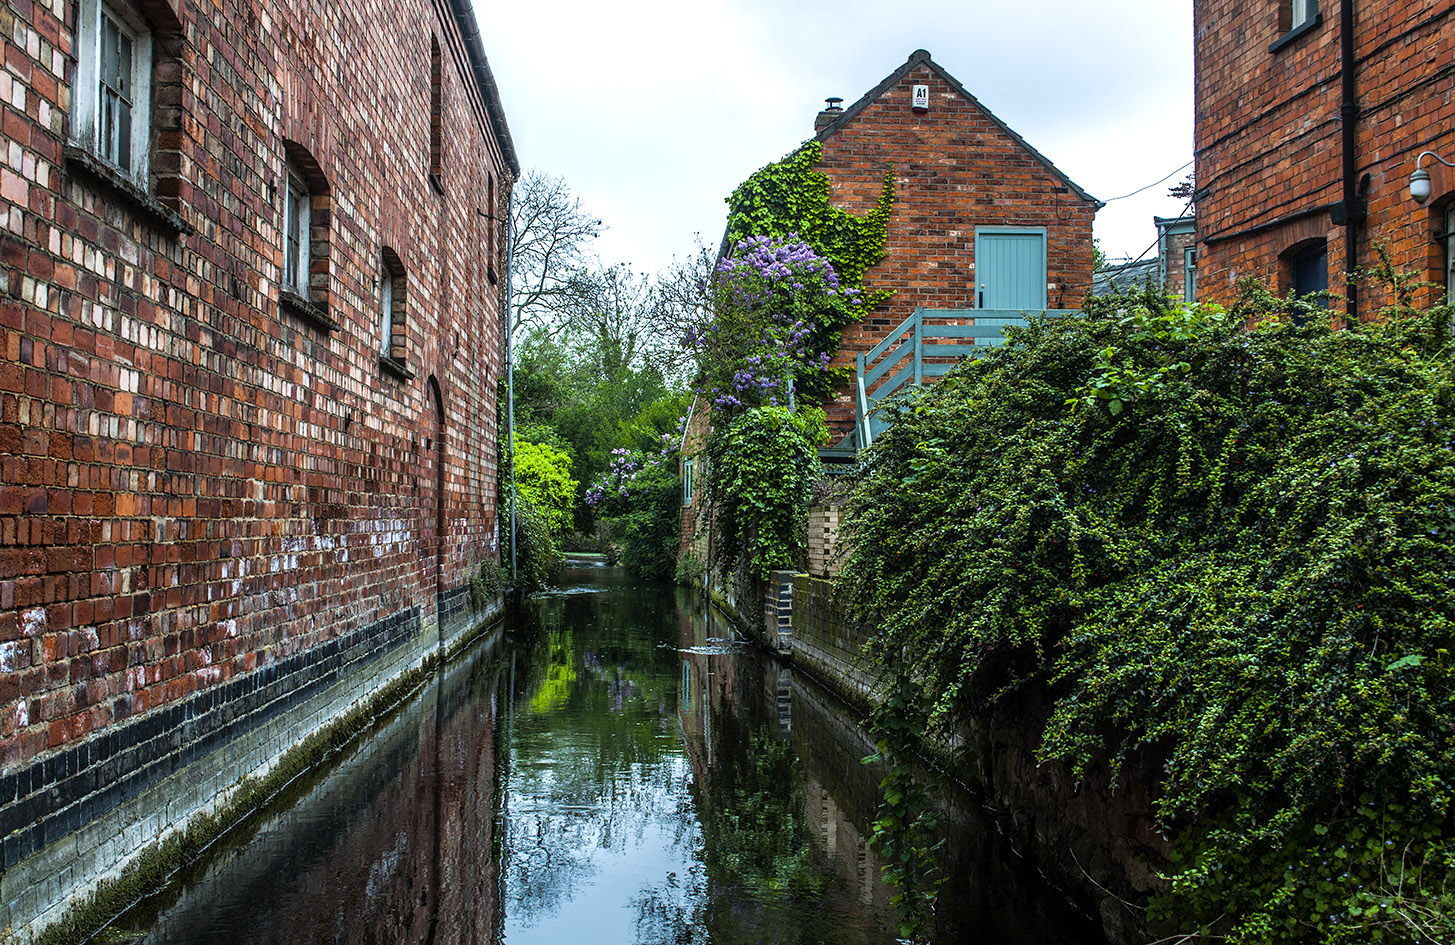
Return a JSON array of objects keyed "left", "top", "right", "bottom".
[
  {"left": 504, "top": 205, "right": 518, "bottom": 584},
  {"left": 1341, "top": 0, "right": 1360, "bottom": 321}
]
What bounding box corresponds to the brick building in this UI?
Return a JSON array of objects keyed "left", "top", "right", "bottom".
[
  {"left": 813, "top": 49, "right": 1100, "bottom": 435},
  {"left": 1193, "top": 0, "right": 1455, "bottom": 314},
  {"left": 0, "top": 0, "right": 516, "bottom": 936}
]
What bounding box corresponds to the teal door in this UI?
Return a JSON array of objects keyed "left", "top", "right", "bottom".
[{"left": 976, "top": 229, "right": 1047, "bottom": 311}]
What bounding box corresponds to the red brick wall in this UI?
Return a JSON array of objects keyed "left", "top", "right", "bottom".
[
  {"left": 1194, "top": 0, "right": 1455, "bottom": 311},
  {"left": 0, "top": 0, "right": 510, "bottom": 771},
  {"left": 814, "top": 58, "right": 1097, "bottom": 435}
]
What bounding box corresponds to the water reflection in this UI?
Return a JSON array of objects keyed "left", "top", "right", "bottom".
[
  {"left": 101, "top": 633, "right": 506, "bottom": 945},
  {"left": 98, "top": 567, "right": 1106, "bottom": 945}
]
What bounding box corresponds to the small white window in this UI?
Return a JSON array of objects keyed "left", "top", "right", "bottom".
[
  {"left": 1292, "top": 0, "right": 1317, "bottom": 29},
  {"left": 284, "top": 167, "right": 309, "bottom": 294},
  {"left": 380, "top": 262, "right": 394, "bottom": 353},
  {"left": 71, "top": 0, "right": 153, "bottom": 185},
  {"left": 683, "top": 459, "right": 694, "bottom": 506},
  {"left": 1184, "top": 247, "right": 1197, "bottom": 303}
]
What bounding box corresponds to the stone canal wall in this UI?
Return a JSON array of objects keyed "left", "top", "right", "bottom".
[
  {"left": 0, "top": 0, "right": 517, "bottom": 938},
  {"left": 715, "top": 570, "right": 1168, "bottom": 945}
]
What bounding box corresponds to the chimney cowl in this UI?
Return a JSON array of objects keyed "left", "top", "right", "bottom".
[{"left": 815, "top": 96, "right": 845, "bottom": 133}]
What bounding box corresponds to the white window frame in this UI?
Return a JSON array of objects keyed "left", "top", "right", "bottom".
[
  {"left": 1292, "top": 0, "right": 1317, "bottom": 29},
  {"left": 683, "top": 459, "right": 694, "bottom": 506},
  {"left": 283, "top": 167, "right": 310, "bottom": 295},
  {"left": 71, "top": 0, "right": 153, "bottom": 186},
  {"left": 1184, "top": 246, "right": 1197, "bottom": 303}
]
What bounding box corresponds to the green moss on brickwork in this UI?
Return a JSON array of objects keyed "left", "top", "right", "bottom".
[{"left": 29, "top": 644, "right": 463, "bottom": 945}]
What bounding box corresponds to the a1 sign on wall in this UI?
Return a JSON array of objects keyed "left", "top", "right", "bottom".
[{"left": 912, "top": 84, "right": 929, "bottom": 113}]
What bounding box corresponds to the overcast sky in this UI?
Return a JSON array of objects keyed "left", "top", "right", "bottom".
[{"left": 480, "top": 0, "right": 1193, "bottom": 278}]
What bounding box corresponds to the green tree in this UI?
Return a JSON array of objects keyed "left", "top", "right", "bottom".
[{"left": 514, "top": 440, "right": 577, "bottom": 538}]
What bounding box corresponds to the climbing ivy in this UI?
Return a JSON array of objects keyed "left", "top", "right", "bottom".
[
  {"left": 706, "top": 406, "right": 826, "bottom": 579},
  {"left": 722, "top": 141, "right": 894, "bottom": 404},
  {"left": 840, "top": 280, "right": 1455, "bottom": 944}
]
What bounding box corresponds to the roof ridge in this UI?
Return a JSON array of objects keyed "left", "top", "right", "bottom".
[{"left": 815, "top": 50, "right": 1100, "bottom": 207}]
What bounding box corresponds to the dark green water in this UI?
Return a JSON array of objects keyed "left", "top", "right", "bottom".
[{"left": 96, "top": 564, "right": 1106, "bottom": 945}]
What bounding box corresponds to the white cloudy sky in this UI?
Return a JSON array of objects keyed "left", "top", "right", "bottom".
[{"left": 479, "top": 0, "right": 1193, "bottom": 277}]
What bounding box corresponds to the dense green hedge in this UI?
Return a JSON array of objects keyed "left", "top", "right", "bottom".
[{"left": 841, "top": 285, "right": 1455, "bottom": 943}]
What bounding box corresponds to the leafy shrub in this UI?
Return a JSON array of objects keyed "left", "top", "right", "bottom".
[
  {"left": 707, "top": 406, "right": 826, "bottom": 579},
  {"left": 603, "top": 459, "right": 681, "bottom": 579},
  {"left": 841, "top": 286, "right": 1455, "bottom": 944},
  {"left": 469, "top": 558, "right": 505, "bottom": 610},
  {"left": 514, "top": 439, "right": 578, "bottom": 538},
  {"left": 513, "top": 498, "right": 561, "bottom": 592}
]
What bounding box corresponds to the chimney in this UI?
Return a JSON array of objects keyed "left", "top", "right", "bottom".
[{"left": 815, "top": 97, "right": 844, "bottom": 133}]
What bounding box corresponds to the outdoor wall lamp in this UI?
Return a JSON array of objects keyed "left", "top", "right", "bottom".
[{"left": 1409, "top": 151, "right": 1455, "bottom": 204}]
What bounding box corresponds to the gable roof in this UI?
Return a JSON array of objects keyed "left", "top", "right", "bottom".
[{"left": 816, "top": 49, "right": 1100, "bottom": 208}]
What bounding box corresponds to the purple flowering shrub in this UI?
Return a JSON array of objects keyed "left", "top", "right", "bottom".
[{"left": 686, "top": 235, "right": 862, "bottom": 413}]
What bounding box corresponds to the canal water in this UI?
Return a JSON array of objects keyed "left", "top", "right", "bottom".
[{"left": 96, "top": 564, "right": 1106, "bottom": 945}]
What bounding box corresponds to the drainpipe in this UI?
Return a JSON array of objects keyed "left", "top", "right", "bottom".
[
  {"left": 1340, "top": 0, "right": 1360, "bottom": 321},
  {"left": 504, "top": 203, "right": 518, "bottom": 584}
]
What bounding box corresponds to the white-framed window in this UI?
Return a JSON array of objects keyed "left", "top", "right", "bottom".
[
  {"left": 283, "top": 166, "right": 310, "bottom": 294},
  {"left": 683, "top": 459, "right": 694, "bottom": 506},
  {"left": 1184, "top": 246, "right": 1197, "bottom": 303},
  {"left": 71, "top": 0, "right": 153, "bottom": 185},
  {"left": 1292, "top": 0, "right": 1317, "bottom": 29}
]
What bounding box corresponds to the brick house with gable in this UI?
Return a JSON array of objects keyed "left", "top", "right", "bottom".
[
  {"left": 811, "top": 49, "right": 1100, "bottom": 438},
  {"left": 680, "top": 50, "right": 1098, "bottom": 576},
  {"left": 1193, "top": 0, "right": 1455, "bottom": 315},
  {"left": 0, "top": 0, "right": 516, "bottom": 935}
]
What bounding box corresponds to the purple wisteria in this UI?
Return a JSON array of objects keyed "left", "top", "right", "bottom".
[
  {"left": 584, "top": 414, "right": 689, "bottom": 508},
  {"left": 685, "top": 235, "right": 853, "bottom": 414}
]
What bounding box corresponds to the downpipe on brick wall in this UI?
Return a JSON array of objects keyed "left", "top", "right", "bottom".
[
  {"left": 505, "top": 204, "right": 518, "bottom": 585},
  {"left": 1338, "top": 0, "right": 1362, "bottom": 321}
]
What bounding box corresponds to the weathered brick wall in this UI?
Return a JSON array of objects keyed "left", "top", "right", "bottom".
[
  {"left": 1194, "top": 0, "right": 1455, "bottom": 310},
  {"left": 815, "top": 51, "right": 1097, "bottom": 436},
  {"left": 0, "top": 0, "right": 513, "bottom": 935}
]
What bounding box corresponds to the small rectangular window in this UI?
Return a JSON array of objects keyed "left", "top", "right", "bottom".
[
  {"left": 429, "top": 37, "right": 444, "bottom": 187},
  {"left": 284, "top": 169, "right": 309, "bottom": 293},
  {"left": 683, "top": 460, "right": 694, "bottom": 506},
  {"left": 1184, "top": 247, "right": 1197, "bottom": 303},
  {"left": 380, "top": 264, "right": 394, "bottom": 353},
  {"left": 1292, "top": 0, "right": 1317, "bottom": 29}
]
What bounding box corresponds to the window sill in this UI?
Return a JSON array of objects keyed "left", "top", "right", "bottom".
[
  {"left": 63, "top": 146, "right": 192, "bottom": 236},
  {"left": 379, "top": 354, "right": 415, "bottom": 381},
  {"left": 279, "top": 289, "right": 338, "bottom": 332},
  {"left": 429, "top": 172, "right": 445, "bottom": 197},
  {"left": 1270, "top": 13, "right": 1323, "bottom": 53}
]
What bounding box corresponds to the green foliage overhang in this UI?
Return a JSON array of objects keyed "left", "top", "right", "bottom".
[{"left": 840, "top": 283, "right": 1455, "bottom": 944}]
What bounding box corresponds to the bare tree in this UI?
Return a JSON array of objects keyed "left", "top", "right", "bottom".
[
  {"left": 647, "top": 240, "right": 716, "bottom": 383},
  {"left": 508, "top": 169, "right": 604, "bottom": 340}
]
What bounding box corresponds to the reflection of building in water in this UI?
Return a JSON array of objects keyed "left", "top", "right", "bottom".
[{"left": 118, "top": 644, "right": 505, "bottom": 944}]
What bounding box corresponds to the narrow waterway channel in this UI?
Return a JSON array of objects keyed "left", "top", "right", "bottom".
[{"left": 95, "top": 564, "right": 1107, "bottom": 945}]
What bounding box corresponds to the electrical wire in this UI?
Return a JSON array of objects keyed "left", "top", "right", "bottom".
[{"left": 1101, "top": 160, "right": 1195, "bottom": 203}]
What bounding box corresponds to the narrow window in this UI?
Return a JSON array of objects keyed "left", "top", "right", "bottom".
[
  {"left": 683, "top": 459, "right": 694, "bottom": 506},
  {"left": 429, "top": 37, "right": 444, "bottom": 188},
  {"left": 1291, "top": 0, "right": 1317, "bottom": 29},
  {"left": 284, "top": 165, "right": 310, "bottom": 295},
  {"left": 1183, "top": 246, "right": 1197, "bottom": 303},
  {"left": 379, "top": 247, "right": 409, "bottom": 375},
  {"left": 380, "top": 261, "right": 394, "bottom": 354},
  {"left": 71, "top": 0, "right": 153, "bottom": 184},
  {"left": 1289, "top": 241, "right": 1329, "bottom": 310}
]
